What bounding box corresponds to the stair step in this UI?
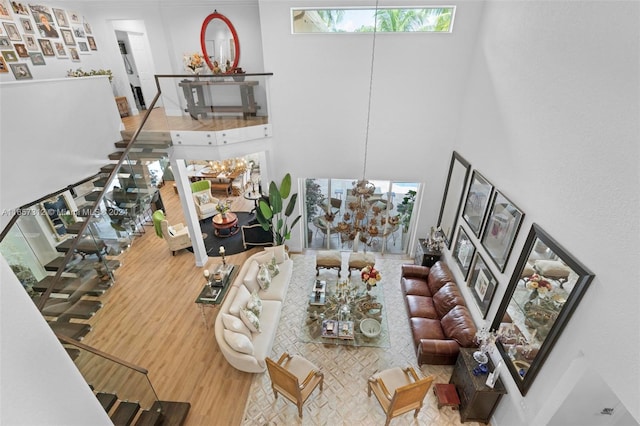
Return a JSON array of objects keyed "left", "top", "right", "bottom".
[
  {"left": 40, "top": 299, "right": 103, "bottom": 320},
  {"left": 96, "top": 392, "right": 118, "bottom": 412},
  {"left": 64, "top": 346, "right": 81, "bottom": 361},
  {"left": 93, "top": 177, "right": 109, "bottom": 188},
  {"left": 111, "top": 401, "right": 140, "bottom": 426},
  {"left": 76, "top": 203, "right": 96, "bottom": 218},
  {"left": 33, "top": 275, "right": 109, "bottom": 297},
  {"left": 100, "top": 163, "right": 118, "bottom": 173},
  {"left": 148, "top": 401, "right": 191, "bottom": 426},
  {"left": 47, "top": 321, "right": 91, "bottom": 341},
  {"left": 44, "top": 256, "right": 67, "bottom": 272},
  {"left": 65, "top": 222, "right": 85, "bottom": 234},
  {"left": 109, "top": 151, "right": 125, "bottom": 161},
  {"left": 85, "top": 191, "right": 101, "bottom": 202},
  {"left": 134, "top": 409, "right": 163, "bottom": 426},
  {"left": 121, "top": 130, "right": 172, "bottom": 145},
  {"left": 125, "top": 151, "right": 168, "bottom": 161}
]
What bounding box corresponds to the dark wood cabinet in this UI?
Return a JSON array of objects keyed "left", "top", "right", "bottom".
[
  {"left": 415, "top": 238, "right": 441, "bottom": 267},
  {"left": 450, "top": 348, "right": 507, "bottom": 424}
]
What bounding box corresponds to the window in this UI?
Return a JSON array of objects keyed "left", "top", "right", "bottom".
[{"left": 292, "top": 7, "right": 455, "bottom": 34}]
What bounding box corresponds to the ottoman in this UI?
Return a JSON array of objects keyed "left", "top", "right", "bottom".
[
  {"left": 348, "top": 252, "right": 375, "bottom": 272},
  {"left": 316, "top": 250, "right": 342, "bottom": 277}
]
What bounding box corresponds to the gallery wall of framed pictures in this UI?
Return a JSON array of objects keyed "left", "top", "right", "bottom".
[
  {"left": 436, "top": 150, "right": 595, "bottom": 394},
  {"left": 0, "top": 0, "right": 98, "bottom": 80}
]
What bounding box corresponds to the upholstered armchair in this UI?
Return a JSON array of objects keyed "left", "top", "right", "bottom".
[
  {"left": 152, "top": 210, "right": 191, "bottom": 255},
  {"left": 191, "top": 180, "right": 220, "bottom": 220}
]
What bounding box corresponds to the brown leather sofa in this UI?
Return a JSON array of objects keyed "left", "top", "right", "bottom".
[{"left": 401, "top": 261, "right": 478, "bottom": 365}]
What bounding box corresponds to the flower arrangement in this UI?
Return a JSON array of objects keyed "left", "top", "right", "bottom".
[
  {"left": 184, "top": 52, "right": 205, "bottom": 73},
  {"left": 67, "top": 68, "right": 113, "bottom": 82},
  {"left": 361, "top": 265, "right": 381, "bottom": 290},
  {"left": 526, "top": 274, "right": 553, "bottom": 296},
  {"left": 216, "top": 201, "right": 230, "bottom": 215}
]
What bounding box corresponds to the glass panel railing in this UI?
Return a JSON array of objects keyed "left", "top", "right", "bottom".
[{"left": 58, "top": 334, "right": 162, "bottom": 413}]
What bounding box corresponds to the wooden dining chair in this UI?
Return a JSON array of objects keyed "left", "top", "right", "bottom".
[
  {"left": 265, "top": 353, "right": 324, "bottom": 418},
  {"left": 367, "top": 366, "right": 434, "bottom": 426}
]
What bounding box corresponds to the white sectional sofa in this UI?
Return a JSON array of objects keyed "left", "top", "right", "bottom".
[{"left": 214, "top": 246, "right": 293, "bottom": 373}]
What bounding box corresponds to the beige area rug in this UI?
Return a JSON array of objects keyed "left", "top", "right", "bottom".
[{"left": 241, "top": 254, "right": 485, "bottom": 426}]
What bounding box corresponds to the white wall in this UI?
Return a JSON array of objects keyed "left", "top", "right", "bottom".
[
  {"left": 0, "top": 255, "right": 112, "bottom": 425},
  {"left": 258, "top": 0, "right": 486, "bottom": 250},
  {"left": 449, "top": 1, "right": 640, "bottom": 424},
  {"left": 0, "top": 76, "right": 122, "bottom": 228}
]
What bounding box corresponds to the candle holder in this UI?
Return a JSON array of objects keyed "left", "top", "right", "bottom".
[{"left": 219, "top": 246, "right": 226, "bottom": 266}]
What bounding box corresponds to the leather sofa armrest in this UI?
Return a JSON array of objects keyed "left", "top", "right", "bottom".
[
  {"left": 401, "top": 264, "right": 430, "bottom": 279},
  {"left": 418, "top": 339, "right": 460, "bottom": 358}
]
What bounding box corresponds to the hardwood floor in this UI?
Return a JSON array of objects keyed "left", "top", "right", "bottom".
[
  {"left": 121, "top": 107, "right": 268, "bottom": 132},
  {"left": 80, "top": 184, "right": 258, "bottom": 425}
]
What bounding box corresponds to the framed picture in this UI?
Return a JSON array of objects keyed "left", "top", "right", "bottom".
[
  {"left": 68, "top": 10, "right": 81, "bottom": 25},
  {"left": 77, "top": 40, "right": 88, "bottom": 52},
  {"left": 83, "top": 20, "right": 92, "bottom": 35},
  {"left": 38, "top": 38, "right": 54, "bottom": 56},
  {"left": 87, "top": 35, "right": 97, "bottom": 50},
  {"left": 53, "top": 41, "right": 66, "bottom": 58},
  {"left": 3, "top": 22, "right": 21, "bottom": 41},
  {"left": 52, "top": 8, "right": 69, "bottom": 28},
  {"left": 68, "top": 47, "right": 79, "bottom": 61},
  {"left": 72, "top": 25, "right": 85, "bottom": 39},
  {"left": 436, "top": 151, "right": 471, "bottom": 248},
  {"left": 468, "top": 253, "right": 497, "bottom": 318},
  {"left": 452, "top": 226, "right": 476, "bottom": 280},
  {"left": 14, "top": 43, "right": 28, "bottom": 57},
  {"left": 23, "top": 34, "right": 37, "bottom": 50},
  {"left": 20, "top": 17, "right": 34, "bottom": 34},
  {"left": 491, "top": 224, "right": 595, "bottom": 395},
  {"left": 0, "top": 0, "right": 10, "bottom": 19},
  {"left": 9, "top": 62, "right": 32, "bottom": 79},
  {"left": 29, "top": 51, "right": 45, "bottom": 65},
  {"left": 60, "top": 28, "right": 74, "bottom": 45},
  {"left": 481, "top": 191, "right": 525, "bottom": 272},
  {"left": 0, "top": 36, "right": 10, "bottom": 48},
  {"left": 462, "top": 170, "right": 493, "bottom": 237},
  {"left": 30, "top": 4, "right": 59, "bottom": 39},
  {"left": 0, "top": 56, "right": 8, "bottom": 72},
  {"left": 1, "top": 49, "right": 17, "bottom": 62},
  {"left": 11, "top": 1, "right": 29, "bottom": 16}
]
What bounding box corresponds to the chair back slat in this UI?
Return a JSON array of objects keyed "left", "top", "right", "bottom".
[{"left": 389, "top": 375, "right": 434, "bottom": 415}]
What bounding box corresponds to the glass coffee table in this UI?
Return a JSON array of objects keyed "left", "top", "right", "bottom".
[{"left": 300, "top": 277, "right": 389, "bottom": 348}]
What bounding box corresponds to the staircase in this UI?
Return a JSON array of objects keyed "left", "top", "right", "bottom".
[{"left": 95, "top": 392, "right": 190, "bottom": 426}]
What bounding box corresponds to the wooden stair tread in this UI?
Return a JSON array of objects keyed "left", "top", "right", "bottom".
[
  {"left": 134, "top": 409, "right": 163, "bottom": 426},
  {"left": 44, "top": 256, "right": 67, "bottom": 272},
  {"left": 33, "top": 275, "right": 108, "bottom": 297},
  {"left": 111, "top": 401, "right": 140, "bottom": 426},
  {"left": 64, "top": 346, "right": 81, "bottom": 361},
  {"left": 40, "top": 299, "right": 103, "bottom": 319},
  {"left": 96, "top": 392, "right": 118, "bottom": 412},
  {"left": 47, "top": 321, "right": 91, "bottom": 341},
  {"left": 100, "top": 163, "right": 118, "bottom": 173},
  {"left": 149, "top": 401, "right": 191, "bottom": 426},
  {"left": 65, "top": 222, "right": 85, "bottom": 234},
  {"left": 109, "top": 151, "right": 125, "bottom": 161}
]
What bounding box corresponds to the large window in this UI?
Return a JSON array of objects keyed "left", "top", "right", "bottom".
[
  {"left": 304, "top": 178, "right": 419, "bottom": 254},
  {"left": 292, "top": 7, "right": 455, "bottom": 34}
]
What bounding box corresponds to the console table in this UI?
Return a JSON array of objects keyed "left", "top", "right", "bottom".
[
  {"left": 415, "top": 238, "right": 441, "bottom": 267},
  {"left": 179, "top": 79, "right": 259, "bottom": 119},
  {"left": 450, "top": 348, "right": 507, "bottom": 423}
]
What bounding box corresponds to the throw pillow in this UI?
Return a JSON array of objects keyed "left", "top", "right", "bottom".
[
  {"left": 253, "top": 251, "right": 272, "bottom": 265},
  {"left": 223, "top": 329, "right": 254, "bottom": 355},
  {"left": 264, "top": 245, "right": 286, "bottom": 264},
  {"left": 257, "top": 264, "right": 271, "bottom": 290},
  {"left": 266, "top": 255, "right": 280, "bottom": 278},
  {"left": 246, "top": 290, "right": 263, "bottom": 317},
  {"left": 243, "top": 261, "right": 261, "bottom": 294},
  {"left": 229, "top": 285, "right": 251, "bottom": 316},
  {"left": 221, "top": 313, "right": 252, "bottom": 339},
  {"left": 196, "top": 193, "right": 211, "bottom": 205},
  {"left": 240, "top": 308, "right": 261, "bottom": 333}
]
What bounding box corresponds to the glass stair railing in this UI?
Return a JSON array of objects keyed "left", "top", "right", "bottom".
[{"left": 57, "top": 333, "right": 190, "bottom": 425}]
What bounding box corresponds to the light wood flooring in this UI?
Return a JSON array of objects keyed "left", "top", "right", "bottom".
[
  {"left": 80, "top": 184, "right": 259, "bottom": 425},
  {"left": 122, "top": 107, "right": 268, "bottom": 132}
]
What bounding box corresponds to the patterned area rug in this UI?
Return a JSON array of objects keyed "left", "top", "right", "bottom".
[{"left": 242, "top": 254, "right": 485, "bottom": 426}]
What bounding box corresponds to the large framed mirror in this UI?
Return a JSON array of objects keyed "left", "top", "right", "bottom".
[
  {"left": 490, "top": 223, "right": 595, "bottom": 395},
  {"left": 200, "top": 11, "right": 240, "bottom": 72},
  {"left": 40, "top": 193, "right": 76, "bottom": 241},
  {"left": 437, "top": 151, "right": 471, "bottom": 248}
]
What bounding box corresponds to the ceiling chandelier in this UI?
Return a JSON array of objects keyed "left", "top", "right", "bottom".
[{"left": 335, "top": 0, "right": 400, "bottom": 250}]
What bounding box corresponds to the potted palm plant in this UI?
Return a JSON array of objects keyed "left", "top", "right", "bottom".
[{"left": 256, "top": 173, "right": 302, "bottom": 245}]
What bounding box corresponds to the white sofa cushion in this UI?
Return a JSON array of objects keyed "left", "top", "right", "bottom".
[
  {"left": 250, "top": 300, "right": 281, "bottom": 364},
  {"left": 229, "top": 284, "right": 251, "bottom": 316},
  {"left": 264, "top": 245, "right": 287, "bottom": 264},
  {"left": 257, "top": 258, "right": 293, "bottom": 301},
  {"left": 221, "top": 313, "right": 251, "bottom": 339},
  {"left": 223, "top": 329, "right": 254, "bottom": 355},
  {"left": 243, "top": 261, "right": 261, "bottom": 294}
]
